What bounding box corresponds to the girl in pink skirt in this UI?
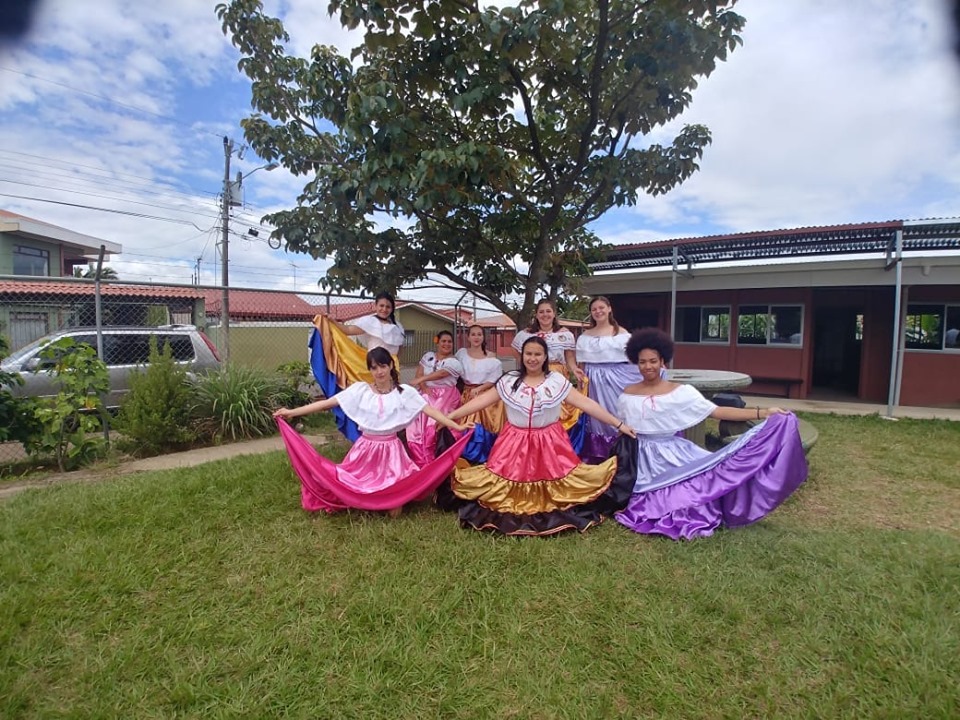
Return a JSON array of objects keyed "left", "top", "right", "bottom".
[{"left": 275, "top": 347, "right": 472, "bottom": 517}]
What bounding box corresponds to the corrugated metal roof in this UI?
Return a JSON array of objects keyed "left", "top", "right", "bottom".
[{"left": 594, "top": 219, "right": 960, "bottom": 272}]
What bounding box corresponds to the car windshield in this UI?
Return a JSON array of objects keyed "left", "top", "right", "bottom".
[{"left": 2, "top": 336, "right": 53, "bottom": 367}]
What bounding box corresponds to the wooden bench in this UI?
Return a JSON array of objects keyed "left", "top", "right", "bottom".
[{"left": 749, "top": 376, "right": 803, "bottom": 398}]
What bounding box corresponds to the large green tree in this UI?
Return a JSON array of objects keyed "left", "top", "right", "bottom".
[{"left": 217, "top": 0, "right": 743, "bottom": 321}]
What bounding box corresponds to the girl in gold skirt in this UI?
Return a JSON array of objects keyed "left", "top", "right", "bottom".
[{"left": 446, "top": 336, "right": 636, "bottom": 536}]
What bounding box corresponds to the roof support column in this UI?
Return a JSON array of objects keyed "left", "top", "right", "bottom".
[
  {"left": 669, "top": 244, "right": 678, "bottom": 368},
  {"left": 885, "top": 229, "right": 904, "bottom": 416}
]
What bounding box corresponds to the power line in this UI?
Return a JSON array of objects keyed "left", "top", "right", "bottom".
[
  {"left": 0, "top": 149, "right": 219, "bottom": 199},
  {"left": 0, "top": 192, "right": 208, "bottom": 229},
  {"left": 0, "top": 178, "right": 221, "bottom": 222}
]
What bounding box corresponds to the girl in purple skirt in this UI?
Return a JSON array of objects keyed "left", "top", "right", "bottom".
[{"left": 613, "top": 328, "right": 808, "bottom": 540}]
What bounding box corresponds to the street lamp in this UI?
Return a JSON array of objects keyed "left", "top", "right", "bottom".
[{"left": 220, "top": 135, "right": 278, "bottom": 362}]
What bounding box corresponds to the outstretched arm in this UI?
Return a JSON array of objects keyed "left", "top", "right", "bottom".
[
  {"left": 711, "top": 405, "right": 788, "bottom": 422},
  {"left": 411, "top": 368, "right": 455, "bottom": 387},
  {"left": 314, "top": 313, "right": 363, "bottom": 337},
  {"left": 447, "top": 387, "right": 501, "bottom": 421},
  {"left": 564, "top": 388, "right": 636, "bottom": 438},
  {"left": 422, "top": 405, "right": 472, "bottom": 433},
  {"left": 274, "top": 395, "right": 340, "bottom": 420}
]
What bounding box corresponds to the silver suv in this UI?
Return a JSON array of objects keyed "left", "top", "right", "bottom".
[{"left": 1, "top": 325, "right": 221, "bottom": 409}]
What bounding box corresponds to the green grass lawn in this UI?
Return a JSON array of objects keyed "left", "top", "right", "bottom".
[{"left": 1, "top": 414, "right": 958, "bottom": 718}]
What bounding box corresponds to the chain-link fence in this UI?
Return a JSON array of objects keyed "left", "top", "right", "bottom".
[{"left": 1, "top": 276, "right": 516, "bottom": 466}]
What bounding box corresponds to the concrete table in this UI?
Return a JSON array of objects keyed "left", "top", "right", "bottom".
[{"left": 666, "top": 369, "right": 753, "bottom": 447}]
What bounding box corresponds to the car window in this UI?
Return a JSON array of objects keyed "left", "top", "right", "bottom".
[
  {"left": 105, "top": 334, "right": 150, "bottom": 366},
  {"left": 34, "top": 334, "right": 98, "bottom": 368},
  {"left": 158, "top": 335, "right": 195, "bottom": 361},
  {"left": 104, "top": 333, "right": 196, "bottom": 365}
]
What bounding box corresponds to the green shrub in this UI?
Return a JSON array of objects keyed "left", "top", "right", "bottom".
[
  {"left": 274, "top": 360, "right": 316, "bottom": 409},
  {"left": 0, "top": 335, "right": 40, "bottom": 449},
  {"left": 22, "top": 337, "right": 109, "bottom": 471},
  {"left": 113, "top": 338, "right": 197, "bottom": 456},
  {"left": 191, "top": 364, "right": 284, "bottom": 442}
]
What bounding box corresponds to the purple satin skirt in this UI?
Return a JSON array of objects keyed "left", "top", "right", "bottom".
[
  {"left": 580, "top": 362, "right": 642, "bottom": 463},
  {"left": 614, "top": 413, "right": 808, "bottom": 540}
]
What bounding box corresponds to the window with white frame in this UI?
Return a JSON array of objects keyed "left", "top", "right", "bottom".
[
  {"left": 905, "top": 304, "right": 960, "bottom": 350},
  {"left": 737, "top": 305, "right": 803, "bottom": 346},
  {"left": 13, "top": 245, "right": 50, "bottom": 276},
  {"left": 675, "top": 305, "right": 730, "bottom": 343}
]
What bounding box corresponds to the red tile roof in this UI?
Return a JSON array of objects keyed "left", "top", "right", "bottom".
[
  {"left": 200, "top": 289, "right": 318, "bottom": 320},
  {"left": 0, "top": 280, "right": 203, "bottom": 299}
]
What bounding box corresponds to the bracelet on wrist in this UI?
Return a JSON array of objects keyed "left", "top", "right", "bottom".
[{"left": 756, "top": 407, "right": 761, "bottom": 419}]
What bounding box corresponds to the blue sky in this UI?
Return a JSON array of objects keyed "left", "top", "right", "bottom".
[{"left": 0, "top": 0, "right": 958, "bottom": 304}]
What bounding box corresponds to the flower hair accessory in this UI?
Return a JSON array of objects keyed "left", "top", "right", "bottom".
[{"left": 433, "top": 335, "right": 439, "bottom": 343}]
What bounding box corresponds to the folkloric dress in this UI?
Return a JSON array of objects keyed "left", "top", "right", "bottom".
[
  {"left": 613, "top": 384, "right": 808, "bottom": 540},
  {"left": 346, "top": 314, "right": 406, "bottom": 355},
  {"left": 575, "top": 329, "right": 642, "bottom": 464},
  {"left": 308, "top": 314, "right": 406, "bottom": 441},
  {"left": 406, "top": 352, "right": 464, "bottom": 466},
  {"left": 511, "top": 328, "right": 587, "bottom": 452},
  {"left": 276, "top": 382, "right": 472, "bottom": 513},
  {"left": 453, "top": 347, "right": 505, "bottom": 462},
  {"left": 450, "top": 371, "right": 632, "bottom": 536}
]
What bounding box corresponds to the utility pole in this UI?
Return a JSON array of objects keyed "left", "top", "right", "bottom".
[{"left": 220, "top": 136, "right": 233, "bottom": 362}]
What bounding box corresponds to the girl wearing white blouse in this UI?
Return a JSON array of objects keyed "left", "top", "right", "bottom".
[
  {"left": 275, "top": 347, "right": 472, "bottom": 517},
  {"left": 334, "top": 291, "right": 406, "bottom": 355},
  {"left": 445, "top": 336, "right": 636, "bottom": 536},
  {"left": 309, "top": 291, "right": 407, "bottom": 442},
  {"left": 511, "top": 299, "right": 588, "bottom": 451},
  {"left": 407, "top": 330, "right": 464, "bottom": 466},
  {"left": 454, "top": 324, "right": 506, "bottom": 436},
  {"left": 575, "top": 296, "right": 643, "bottom": 463}
]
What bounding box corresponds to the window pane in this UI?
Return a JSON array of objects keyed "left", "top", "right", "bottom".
[
  {"left": 904, "top": 304, "right": 943, "bottom": 350},
  {"left": 770, "top": 306, "right": 803, "bottom": 344},
  {"left": 675, "top": 307, "right": 701, "bottom": 342},
  {"left": 700, "top": 307, "right": 729, "bottom": 342},
  {"left": 737, "top": 305, "right": 768, "bottom": 345},
  {"left": 13, "top": 246, "right": 50, "bottom": 276},
  {"left": 944, "top": 307, "right": 959, "bottom": 349},
  {"left": 159, "top": 335, "right": 195, "bottom": 361}
]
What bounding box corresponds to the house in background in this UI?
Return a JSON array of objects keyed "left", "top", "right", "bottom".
[
  {"left": 0, "top": 280, "right": 206, "bottom": 350},
  {"left": 0, "top": 210, "right": 121, "bottom": 278},
  {"left": 582, "top": 219, "right": 960, "bottom": 408}
]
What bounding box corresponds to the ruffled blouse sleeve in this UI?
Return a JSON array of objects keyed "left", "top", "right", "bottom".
[
  {"left": 511, "top": 330, "right": 531, "bottom": 353},
  {"left": 337, "top": 383, "right": 428, "bottom": 434},
  {"left": 617, "top": 384, "right": 717, "bottom": 435}
]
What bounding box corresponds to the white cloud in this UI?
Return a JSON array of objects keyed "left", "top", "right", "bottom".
[
  {"left": 2, "top": 0, "right": 959, "bottom": 283},
  {"left": 614, "top": 0, "right": 960, "bottom": 239}
]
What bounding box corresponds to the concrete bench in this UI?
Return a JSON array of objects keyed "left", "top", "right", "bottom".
[
  {"left": 720, "top": 417, "right": 818, "bottom": 455},
  {"left": 749, "top": 376, "right": 803, "bottom": 398}
]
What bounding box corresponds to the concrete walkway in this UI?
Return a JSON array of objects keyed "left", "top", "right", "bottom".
[
  {"left": 0, "top": 433, "right": 335, "bottom": 501},
  {"left": 743, "top": 396, "right": 960, "bottom": 422},
  {"left": 3, "top": 397, "right": 958, "bottom": 501}
]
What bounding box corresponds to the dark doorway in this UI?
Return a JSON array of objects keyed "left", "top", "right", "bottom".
[
  {"left": 620, "top": 308, "right": 659, "bottom": 333},
  {"left": 812, "top": 307, "right": 862, "bottom": 394}
]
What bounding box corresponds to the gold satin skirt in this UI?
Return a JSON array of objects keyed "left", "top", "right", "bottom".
[
  {"left": 548, "top": 362, "right": 587, "bottom": 431},
  {"left": 452, "top": 422, "right": 616, "bottom": 515},
  {"left": 459, "top": 385, "right": 506, "bottom": 434}
]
